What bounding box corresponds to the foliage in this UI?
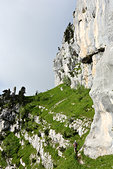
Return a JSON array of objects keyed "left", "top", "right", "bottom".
[
  {"left": 1, "top": 84, "right": 113, "bottom": 168},
  {"left": 74, "top": 62, "right": 82, "bottom": 77},
  {"left": 69, "top": 71, "right": 75, "bottom": 77},
  {"left": 2, "top": 132, "right": 20, "bottom": 158},
  {"left": 1, "top": 132, "right": 37, "bottom": 168},
  {"left": 63, "top": 75, "right": 71, "bottom": 86},
  {"left": 82, "top": 7, "right": 87, "bottom": 13},
  {"left": 18, "top": 86, "right": 26, "bottom": 104},
  {"left": 64, "top": 23, "right": 74, "bottom": 43},
  {"left": 2, "top": 89, "right": 11, "bottom": 100},
  {"left": 0, "top": 151, "right": 7, "bottom": 168},
  {"left": 18, "top": 141, "right": 37, "bottom": 167},
  {"left": 44, "top": 128, "right": 49, "bottom": 136}
]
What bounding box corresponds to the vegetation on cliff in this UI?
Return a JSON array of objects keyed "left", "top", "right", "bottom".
[{"left": 0, "top": 84, "right": 113, "bottom": 169}]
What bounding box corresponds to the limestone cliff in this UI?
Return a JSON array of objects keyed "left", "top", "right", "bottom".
[
  {"left": 54, "top": 0, "right": 113, "bottom": 159},
  {"left": 54, "top": 0, "right": 106, "bottom": 89}
]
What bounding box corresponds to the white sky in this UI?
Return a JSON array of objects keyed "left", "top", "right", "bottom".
[{"left": 0, "top": 0, "right": 76, "bottom": 95}]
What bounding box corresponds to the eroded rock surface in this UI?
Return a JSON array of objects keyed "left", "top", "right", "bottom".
[
  {"left": 54, "top": 0, "right": 113, "bottom": 159},
  {"left": 53, "top": 0, "right": 107, "bottom": 89},
  {"left": 0, "top": 106, "right": 19, "bottom": 132},
  {"left": 84, "top": 46, "right": 113, "bottom": 158},
  {"left": 82, "top": 0, "right": 113, "bottom": 159}
]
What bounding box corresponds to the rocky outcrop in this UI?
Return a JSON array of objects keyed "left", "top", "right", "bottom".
[
  {"left": 53, "top": 0, "right": 106, "bottom": 89},
  {"left": 84, "top": 46, "right": 113, "bottom": 158},
  {"left": 54, "top": 0, "right": 113, "bottom": 159},
  {"left": 81, "top": 0, "right": 113, "bottom": 159},
  {"left": 23, "top": 131, "right": 53, "bottom": 169},
  {"left": 53, "top": 28, "right": 81, "bottom": 88},
  {"left": 53, "top": 23, "right": 83, "bottom": 88},
  {"left": 0, "top": 105, "right": 19, "bottom": 132}
]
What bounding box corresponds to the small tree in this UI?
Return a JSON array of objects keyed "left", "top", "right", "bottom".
[
  {"left": 35, "top": 90, "right": 38, "bottom": 96},
  {"left": 18, "top": 86, "right": 26, "bottom": 104},
  {"left": 2, "top": 89, "right": 11, "bottom": 100},
  {"left": 13, "top": 87, "right": 16, "bottom": 95},
  {"left": 64, "top": 23, "right": 74, "bottom": 43}
]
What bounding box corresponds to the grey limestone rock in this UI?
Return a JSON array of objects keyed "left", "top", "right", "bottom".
[
  {"left": 84, "top": 46, "right": 113, "bottom": 158},
  {"left": 82, "top": 0, "right": 113, "bottom": 159},
  {"left": 53, "top": 0, "right": 106, "bottom": 89},
  {"left": 0, "top": 106, "right": 19, "bottom": 132},
  {"left": 54, "top": 0, "right": 113, "bottom": 159}
]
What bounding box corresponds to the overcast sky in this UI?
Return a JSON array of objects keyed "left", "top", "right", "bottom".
[{"left": 0, "top": 0, "right": 76, "bottom": 95}]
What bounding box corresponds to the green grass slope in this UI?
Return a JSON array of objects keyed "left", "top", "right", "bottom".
[{"left": 1, "top": 84, "right": 113, "bottom": 169}]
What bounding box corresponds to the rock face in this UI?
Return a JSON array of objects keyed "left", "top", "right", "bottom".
[
  {"left": 54, "top": 0, "right": 113, "bottom": 159},
  {"left": 81, "top": 0, "right": 113, "bottom": 159},
  {"left": 84, "top": 46, "right": 113, "bottom": 158},
  {"left": 53, "top": 0, "right": 106, "bottom": 89},
  {"left": 53, "top": 23, "right": 82, "bottom": 88},
  {"left": 0, "top": 106, "right": 19, "bottom": 132},
  {"left": 23, "top": 132, "right": 53, "bottom": 169}
]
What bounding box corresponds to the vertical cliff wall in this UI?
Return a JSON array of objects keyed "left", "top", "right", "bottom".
[
  {"left": 53, "top": 0, "right": 106, "bottom": 89},
  {"left": 84, "top": 0, "right": 113, "bottom": 159},
  {"left": 54, "top": 0, "right": 113, "bottom": 159}
]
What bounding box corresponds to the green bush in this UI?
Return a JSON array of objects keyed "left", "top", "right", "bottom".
[
  {"left": 2, "top": 132, "right": 20, "bottom": 158},
  {"left": 18, "top": 141, "right": 37, "bottom": 167},
  {"left": 64, "top": 23, "right": 74, "bottom": 43},
  {"left": 0, "top": 151, "right": 7, "bottom": 168},
  {"left": 44, "top": 128, "right": 49, "bottom": 136},
  {"left": 38, "top": 131, "right": 41, "bottom": 137},
  {"left": 74, "top": 62, "right": 82, "bottom": 77},
  {"left": 59, "top": 147, "right": 66, "bottom": 152},
  {"left": 63, "top": 75, "right": 71, "bottom": 86},
  {"left": 32, "top": 158, "right": 36, "bottom": 163},
  {"left": 40, "top": 95, "right": 50, "bottom": 101}
]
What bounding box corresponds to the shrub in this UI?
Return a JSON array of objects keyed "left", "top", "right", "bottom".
[
  {"left": 40, "top": 94, "right": 50, "bottom": 101},
  {"left": 63, "top": 128, "right": 78, "bottom": 138},
  {"left": 69, "top": 71, "right": 75, "bottom": 78},
  {"left": 59, "top": 147, "right": 66, "bottom": 152},
  {"left": 2, "top": 132, "right": 20, "bottom": 158},
  {"left": 44, "top": 128, "right": 49, "bottom": 136},
  {"left": 63, "top": 75, "right": 71, "bottom": 86},
  {"left": 18, "top": 86, "right": 26, "bottom": 104},
  {"left": 69, "top": 117, "right": 74, "bottom": 123},
  {"left": 32, "top": 158, "right": 36, "bottom": 163},
  {"left": 64, "top": 23, "right": 74, "bottom": 43},
  {"left": 38, "top": 131, "right": 41, "bottom": 137},
  {"left": 74, "top": 62, "right": 82, "bottom": 77},
  {"left": 0, "top": 151, "right": 7, "bottom": 168},
  {"left": 82, "top": 7, "right": 87, "bottom": 13}
]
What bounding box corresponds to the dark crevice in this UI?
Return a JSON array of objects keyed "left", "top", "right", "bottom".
[
  {"left": 82, "top": 56, "right": 92, "bottom": 64},
  {"left": 98, "top": 47, "right": 105, "bottom": 53},
  {"left": 81, "top": 47, "right": 105, "bottom": 64}
]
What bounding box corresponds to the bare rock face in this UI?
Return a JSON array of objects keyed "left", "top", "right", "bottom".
[
  {"left": 83, "top": 0, "right": 113, "bottom": 159},
  {"left": 54, "top": 0, "right": 113, "bottom": 159},
  {"left": 0, "top": 106, "right": 19, "bottom": 132},
  {"left": 53, "top": 0, "right": 106, "bottom": 89},
  {"left": 53, "top": 24, "right": 82, "bottom": 89},
  {"left": 84, "top": 46, "right": 113, "bottom": 158}
]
